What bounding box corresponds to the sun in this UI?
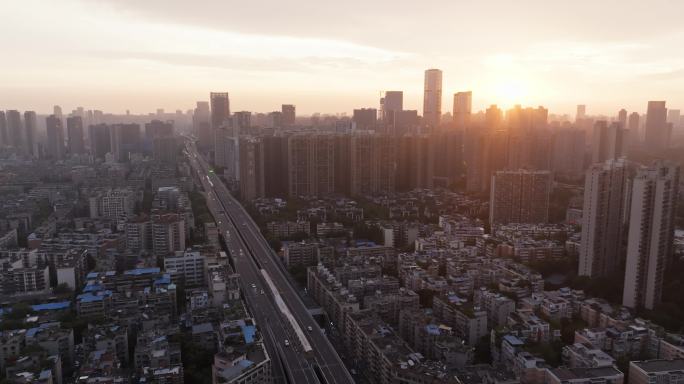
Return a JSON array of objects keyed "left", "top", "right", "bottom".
[{"left": 495, "top": 80, "right": 528, "bottom": 107}]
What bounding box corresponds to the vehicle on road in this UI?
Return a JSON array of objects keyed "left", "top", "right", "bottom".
[
  {"left": 251, "top": 283, "right": 256, "bottom": 288},
  {"left": 284, "top": 339, "right": 290, "bottom": 347},
  {"left": 260, "top": 290, "right": 264, "bottom": 295},
  {"left": 307, "top": 326, "right": 313, "bottom": 332}
]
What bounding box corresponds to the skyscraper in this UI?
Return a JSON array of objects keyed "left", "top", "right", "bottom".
[
  {"left": 667, "top": 109, "right": 681, "bottom": 131},
  {"left": 89, "top": 124, "right": 111, "bottom": 159},
  {"left": 576, "top": 105, "right": 586, "bottom": 122},
  {"left": 453, "top": 91, "right": 472, "bottom": 129},
  {"left": 551, "top": 128, "right": 585, "bottom": 177},
  {"left": 628, "top": 112, "right": 641, "bottom": 147},
  {"left": 0, "top": 111, "right": 7, "bottom": 146},
  {"left": 618, "top": 109, "right": 627, "bottom": 128},
  {"left": 287, "top": 135, "right": 335, "bottom": 197},
  {"left": 6, "top": 110, "right": 23, "bottom": 150},
  {"left": 46, "top": 115, "right": 65, "bottom": 160},
  {"left": 489, "top": 169, "right": 551, "bottom": 225},
  {"left": 282, "top": 104, "right": 296, "bottom": 126},
  {"left": 350, "top": 134, "right": 396, "bottom": 195},
  {"left": 579, "top": 159, "right": 628, "bottom": 278},
  {"left": 422, "top": 69, "right": 443, "bottom": 127},
  {"left": 109, "top": 124, "right": 141, "bottom": 162},
  {"left": 67, "top": 116, "right": 85, "bottom": 155},
  {"left": 623, "top": 162, "right": 679, "bottom": 310},
  {"left": 193, "top": 101, "right": 212, "bottom": 150},
  {"left": 239, "top": 137, "right": 265, "bottom": 201},
  {"left": 645, "top": 101, "right": 668, "bottom": 152},
  {"left": 381, "top": 91, "right": 404, "bottom": 132},
  {"left": 210, "top": 92, "right": 230, "bottom": 129},
  {"left": 485, "top": 105, "right": 503, "bottom": 131},
  {"left": 352, "top": 108, "right": 377, "bottom": 131},
  {"left": 23, "top": 111, "right": 36, "bottom": 157},
  {"left": 234, "top": 111, "right": 252, "bottom": 131},
  {"left": 591, "top": 121, "right": 625, "bottom": 164}
]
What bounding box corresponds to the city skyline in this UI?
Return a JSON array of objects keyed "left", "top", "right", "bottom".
[{"left": 3, "top": 0, "right": 684, "bottom": 115}]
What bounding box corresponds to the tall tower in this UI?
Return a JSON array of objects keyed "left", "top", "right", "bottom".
[
  {"left": 46, "top": 115, "right": 65, "bottom": 160},
  {"left": 645, "top": 101, "right": 668, "bottom": 152},
  {"left": 23, "top": 111, "right": 36, "bottom": 157},
  {"left": 576, "top": 105, "right": 586, "bottom": 122},
  {"left": 6, "top": 110, "right": 23, "bottom": 150},
  {"left": 282, "top": 104, "right": 296, "bottom": 126},
  {"left": 210, "top": 92, "right": 230, "bottom": 129},
  {"left": 617, "top": 109, "right": 627, "bottom": 128},
  {"left": 489, "top": 169, "right": 551, "bottom": 225},
  {"left": 453, "top": 91, "right": 472, "bottom": 129},
  {"left": 0, "top": 111, "right": 7, "bottom": 146},
  {"left": 67, "top": 116, "right": 86, "bottom": 155},
  {"left": 193, "top": 101, "right": 211, "bottom": 150},
  {"left": 423, "top": 69, "right": 443, "bottom": 127},
  {"left": 623, "top": 162, "right": 679, "bottom": 310},
  {"left": 628, "top": 112, "right": 641, "bottom": 147},
  {"left": 579, "top": 159, "right": 628, "bottom": 278},
  {"left": 592, "top": 121, "right": 625, "bottom": 164}
]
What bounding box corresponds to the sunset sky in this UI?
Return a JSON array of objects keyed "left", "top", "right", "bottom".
[{"left": 2, "top": 0, "right": 684, "bottom": 116}]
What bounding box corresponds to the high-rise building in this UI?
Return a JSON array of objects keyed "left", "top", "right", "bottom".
[
  {"left": 282, "top": 104, "right": 296, "bottom": 126},
  {"left": 644, "top": 101, "right": 668, "bottom": 152},
  {"left": 53, "top": 105, "right": 63, "bottom": 120},
  {"left": 0, "top": 111, "right": 7, "bottom": 146},
  {"left": 152, "top": 213, "right": 186, "bottom": 257},
  {"left": 618, "top": 109, "right": 628, "bottom": 128},
  {"left": 6, "top": 110, "right": 23, "bottom": 150},
  {"left": 234, "top": 111, "right": 251, "bottom": 131},
  {"left": 431, "top": 130, "right": 464, "bottom": 187},
  {"left": 45, "top": 115, "right": 65, "bottom": 160},
  {"left": 210, "top": 92, "right": 230, "bottom": 129},
  {"left": 395, "top": 135, "right": 434, "bottom": 191},
  {"left": 153, "top": 136, "right": 178, "bottom": 164},
  {"left": 353, "top": 108, "right": 377, "bottom": 131},
  {"left": 552, "top": 128, "right": 585, "bottom": 176},
  {"left": 193, "top": 101, "right": 212, "bottom": 150},
  {"left": 89, "top": 124, "right": 111, "bottom": 159},
  {"left": 239, "top": 136, "right": 265, "bottom": 201},
  {"left": 262, "top": 136, "right": 289, "bottom": 198},
  {"left": 667, "top": 109, "right": 681, "bottom": 132},
  {"left": 109, "top": 124, "right": 140, "bottom": 162},
  {"left": 591, "top": 121, "right": 625, "bottom": 164},
  {"left": 579, "top": 159, "right": 627, "bottom": 278},
  {"left": 287, "top": 135, "right": 335, "bottom": 197},
  {"left": 623, "top": 162, "right": 679, "bottom": 310},
  {"left": 489, "top": 169, "right": 551, "bottom": 225},
  {"left": 144, "top": 120, "right": 173, "bottom": 141},
  {"left": 452, "top": 91, "right": 472, "bottom": 129},
  {"left": 350, "top": 134, "right": 396, "bottom": 195},
  {"left": 67, "top": 116, "right": 85, "bottom": 155},
  {"left": 422, "top": 69, "right": 443, "bottom": 127},
  {"left": 214, "top": 125, "right": 239, "bottom": 181},
  {"left": 381, "top": 91, "right": 404, "bottom": 132},
  {"left": 628, "top": 112, "right": 641, "bottom": 147},
  {"left": 576, "top": 105, "right": 587, "bottom": 122},
  {"left": 485, "top": 105, "right": 503, "bottom": 131},
  {"left": 23, "top": 111, "right": 36, "bottom": 157}
]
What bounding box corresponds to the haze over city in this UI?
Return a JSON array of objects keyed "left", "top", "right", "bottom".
[
  {"left": 3, "top": 2, "right": 684, "bottom": 384},
  {"left": 3, "top": 0, "right": 684, "bottom": 114}
]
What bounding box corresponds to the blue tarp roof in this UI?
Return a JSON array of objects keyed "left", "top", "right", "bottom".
[
  {"left": 241, "top": 324, "right": 256, "bottom": 344},
  {"left": 124, "top": 267, "right": 160, "bottom": 276},
  {"left": 426, "top": 324, "right": 441, "bottom": 336},
  {"left": 32, "top": 302, "right": 70, "bottom": 311}
]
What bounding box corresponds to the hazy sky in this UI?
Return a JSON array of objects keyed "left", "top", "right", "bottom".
[{"left": 2, "top": 0, "right": 684, "bottom": 116}]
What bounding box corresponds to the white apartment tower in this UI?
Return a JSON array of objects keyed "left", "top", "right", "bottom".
[{"left": 623, "top": 162, "right": 679, "bottom": 310}]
